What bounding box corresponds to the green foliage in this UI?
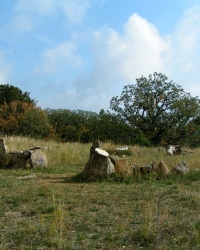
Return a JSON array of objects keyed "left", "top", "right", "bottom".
[
  {"left": 184, "top": 116, "right": 200, "bottom": 147},
  {"left": 110, "top": 72, "right": 200, "bottom": 145},
  {"left": 46, "top": 108, "right": 94, "bottom": 142},
  {"left": 0, "top": 101, "right": 54, "bottom": 139},
  {"left": 19, "top": 107, "right": 55, "bottom": 139},
  {"left": 2, "top": 76, "right": 200, "bottom": 146},
  {"left": 0, "top": 84, "right": 36, "bottom": 105},
  {"left": 46, "top": 108, "right": 149, "bottom": 145},
  {"left": 0, "top": 84, "right": 53, "bottom": 139},
  {"left": 95, "top": 110, "right": 149, "bottom": 145}
]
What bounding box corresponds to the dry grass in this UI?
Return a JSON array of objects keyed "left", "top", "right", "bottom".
[{"left": 0, "top": 136, "right": 200, "bottom": 249}]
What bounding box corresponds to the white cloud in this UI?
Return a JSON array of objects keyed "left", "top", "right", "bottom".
[
  {"left": 106, "top": 13, "right": 170, "bottom": 81},
  {"left": 5, "top": 2, "right": 200, "bottom": 112},
  {"left": 70, "top": 8, "right": 200, "bottom": 111},
  {"left": 15, "top": 0, "right": 57, "bottom": 16},
  {"left": 15, "top": 0, "right": 92, "bottom": 24},
  {"left": 174, "top": 6, "right": 200, "bottom": 52},
  {"left": 187, "top": 84, "right": 200, "bottom": 98},
  {"left": 70, "top": 13, "right": 170, "bottom": 111},
  {"left": 0, "top": 52, "right": 12, "bottom": 84},
  {"left": 61, "top": 0, "right": 91, "bottom": 24},
  {"left": 34, "top": 42, "right": 83, "bottom": 74},
  {"left": 167, "top": 5, "right": 200, "bottom": 94}
]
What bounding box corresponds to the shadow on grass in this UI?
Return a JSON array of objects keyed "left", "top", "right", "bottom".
[
  {"left": 67, "top": 170, "right": 200, "bottom": 185},
  {"left": 67, "top": 172, "right": 165, "bottom": 184}
]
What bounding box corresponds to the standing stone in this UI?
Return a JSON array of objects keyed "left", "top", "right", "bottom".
[
  {"left": 23, "top": 147, "right": 48, "bottom": 168},
  {"left": 82, "top": 140, "right": 115, "bottom": 180},
  {"left": 0, "top": 138, "right": 9, "bottom": 167},
  {"left": 29, "top": 149, "right": 48, "bottom": 168},
  {"left": 0, "top": 138, "right": 8, "bottom": 154}
]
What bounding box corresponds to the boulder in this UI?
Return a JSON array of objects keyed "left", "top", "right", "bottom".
[
  {"left": 0, "top": 139, "right": 48, "bottom": 169},
  {"left": 140, "top": 161, "right": 159, "bottom": 174},
  {"left": 0, "top": 138, "right": 8, "bottom": 167},
  {"left": 82, "top": 139, "right": 115, "bottom": 180},
  {"left": 140, "top": 164, "right": 153, "bottom": 174},
  {"left": 26, "top": 149, "right": 48, "bottom": 168},
  {"left": 166, "top": 145, "right": 182, "bottom": 155},
  {"left": 156, "top": 161, "right": 171, "bottom": 177},
  {"left": 139, "top": 161, "right": 170, "bottom": 177},
  {"left": 6, "top": 151, "right": 30, "bottom": 169},
  {"left": 0, "top": 138, "right": 8, "bottom": 155},
  {"left": 114, "top": 158, "right": 133, "bottom": 175},
  {"left": 131, "top": 163, "right": 140, "bottom": 177},
  {"left": 173, "top": 161, "right": 189, "bottom": 175}
]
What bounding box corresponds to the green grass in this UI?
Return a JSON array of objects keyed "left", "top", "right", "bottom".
[{"left": 0, "top": 136, "right": 200, "bottom": 249}]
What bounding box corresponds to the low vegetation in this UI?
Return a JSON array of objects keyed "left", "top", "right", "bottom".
[
  {"left": 2, "top": 72, "right": 200, "bottom": 147},
  {"left": 0, "top": 136, "right": 200, "bottom": 249}
]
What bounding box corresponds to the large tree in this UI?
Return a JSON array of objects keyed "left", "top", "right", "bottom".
[
  {"left": 0, "top": 84, "right": 36, "bottom": 105},
  {"left": 110, "top": 72, "right": 200, "bottom": 145}
]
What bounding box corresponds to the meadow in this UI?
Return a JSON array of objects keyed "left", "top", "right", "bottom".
[{"left": 1, "top": 136, "right": 200, "bottom": 249}]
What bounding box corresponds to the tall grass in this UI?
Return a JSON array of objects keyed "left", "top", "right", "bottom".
[
  {"left": 49, "top": 193, "right": 68, "bottom": 249},
  {"left": 1, "top": 136, "right": 200, "bottom": 249},
  {"left": 3, "top": 135, "right": 200, "bottom": 171}
]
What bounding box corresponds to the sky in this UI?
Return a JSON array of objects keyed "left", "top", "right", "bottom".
[{"left": 1, "top": 0, "right": 200, "bottom": 113}]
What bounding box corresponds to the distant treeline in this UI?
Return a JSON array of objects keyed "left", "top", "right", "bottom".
[
  {"left": 46, "top": 108, "right": 150, "bottom": 145},
  {"left": 0, "top": 84, "right": 148, "bottom": 145},
  {"left": 1, "top": 72, "right": 200, "bottom": 147}
]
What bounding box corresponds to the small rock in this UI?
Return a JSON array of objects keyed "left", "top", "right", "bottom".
[{"left": 173, "top": 161, "right": 189, "bottom": 175}]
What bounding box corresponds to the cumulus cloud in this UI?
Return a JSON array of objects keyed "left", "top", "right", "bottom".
[
  {"left": 70, "top": 13, "right": 170, "bottom": 111},
  {"left": 174, "top": 6, "right": 200, "bottom": 52},
  {"left": 69, "top": 8, "right": 200, "bottom": 111},
  {"left": 4, "top": 1, "right": 200, "bottom": 112}
]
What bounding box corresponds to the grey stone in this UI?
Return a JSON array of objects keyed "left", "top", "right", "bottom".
[
  {"left": 29, "top": 149, "right": 48, "bottom": 168},
  {"left": 0, "top": 139, "right": 48, "bottom": 169},
  {"left": 173, "top": 161, "right": 189, "bottom": 175},
  {"left": 82, "top": 139, "right": 115, "bottom": 180}
]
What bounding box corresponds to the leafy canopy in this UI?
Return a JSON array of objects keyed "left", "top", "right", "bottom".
[
  {"left": 0, "top": 84, "right": 36, "bottom": 105},
  {"left": 110, "top": 72, "right": 200, "bottom": 145}
]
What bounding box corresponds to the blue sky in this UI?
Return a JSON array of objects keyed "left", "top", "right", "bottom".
[{"left": 1, "top": 0, "right": 200, "bottom": 112}]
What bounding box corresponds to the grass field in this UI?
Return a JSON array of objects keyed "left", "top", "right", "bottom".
[{"left": 1, "top": 136, "right": 200, "bottom": 249}]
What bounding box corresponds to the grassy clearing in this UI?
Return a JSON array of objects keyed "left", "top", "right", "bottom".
[{"left": 0, "top": 136, "right": 200, "bottom": 249}]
